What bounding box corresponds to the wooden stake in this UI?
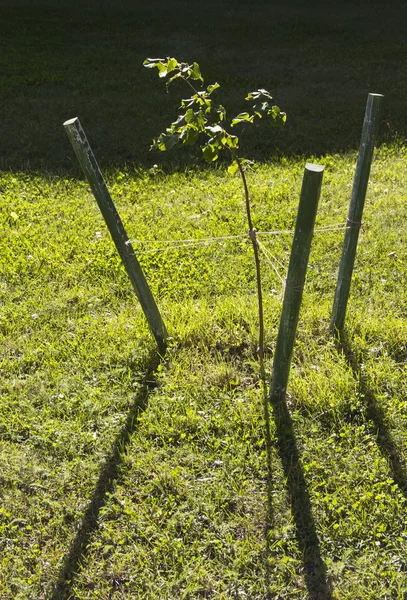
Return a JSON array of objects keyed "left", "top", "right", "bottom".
[
  {"left": 269, "top": 163, "right": 324, "bottom": 401},
  {"left": 330, "top": 93, "right": 383, "bottom": 334},
  {"left": 64, "top": 117, "right": 168, "bottom": 352}
]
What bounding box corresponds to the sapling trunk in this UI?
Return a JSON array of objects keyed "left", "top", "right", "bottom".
[
  {"left": 236, "top": 157, "right": 266, "bottom": 386},
  {"left": 236, "top": 157, "right": 273, "bottom": 549}
]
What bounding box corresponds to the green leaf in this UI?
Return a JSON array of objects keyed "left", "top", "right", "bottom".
[
  {"left": 203, "top": 98, "right": 212, "bottom": 113},
  {"left": 164, "top": 134, "right": 180, "bottom": 150},
  {"left": 166, "top": 58, "right": 178, "bottom": 73},
  {"left": 205, "top": 125, "right": 224, "bottom": 136},
  {"left": 227, "top": 161, "right": 239, "bottom": 175},
  {"left": 144, "top": 57, "right": 182, "bottom": 86},
  {"left": 180, "top": 127, "right": 199, "bottom": 145},
  {"left": 268, "top": 105, "right": 287, "bottom": 126},
  {"left": 143, "top": 59, "right": 169, "bottom": 78},
  {"left": 230, "top": 112, "right": 255, "bottom": 127},
  {"left": 143, "top": 58, "right": 165, "bottom": 68},
  {"left": 239, "top": 157, "right": 255, "bottom": 170},
  {"left": 202, "top": 144, "right": 219, "bottom": 162},
  {"left": 183, "top": 109, "right": 207, "bottom": 131},
  {"left": 195, "top": 92, "right": 208, "bottom": 106},
  {"left": 190, "top": 62, "right": 203, "bottom": 82},
  {"left": 258, "top": 88, "right": 273, "bottom": 98},
  {"left": 179, "top": 63, "right": 190, "bottom": 75},
  {"left": 184, "top": 109, "right": 195, "bottom": 124},
  {"left": 257, "top": 101, "right": 270, "bottom": 113},
  {"left": 195, "top": 111, "right": 206, "bottom": 130},
  {"left": 215, "top": 105, "right": 226, "bottom": 121},
  {"left": 158, "top": 64, "right": 169, "bottom": 78},
  {"left": 224, "top": 135, "right": 239, "bottom": 149},
  {"left": 207, "top": 82, "right": 220, "bottom": 94},
  {"left": 181, "top": 97, "right": 195, "bottom": 109},
  {"left": 245, "top": 88, "right": 273, "bottom": 101},
  {"left": 153, "top": 133, "right": 180, "bottom": 151}
]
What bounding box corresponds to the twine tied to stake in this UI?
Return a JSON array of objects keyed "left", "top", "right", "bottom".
[{"left": 346, "top": 218, "right": 363, "bottom": 229}]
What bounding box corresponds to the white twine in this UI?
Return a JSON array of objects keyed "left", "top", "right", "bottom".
[
  {"left": 256, "top": 240, "right": 285, "bottom": 284},
  {"left": 128, "top": 222, "right": 351, "bottom": 255}
]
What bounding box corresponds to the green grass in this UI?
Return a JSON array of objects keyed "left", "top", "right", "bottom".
[
  {"left": 1, "top": 1, "right": 407, "bottom": 596},
  {"left": 1, "top": 143, "right": 406, "bottom": 598}
]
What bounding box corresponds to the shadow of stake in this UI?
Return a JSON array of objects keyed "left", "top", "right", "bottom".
[
  {"left": 49, "top": 349, "right": 162, "bottom": 600},
  {"left": 262, "top": 385, "right": 275, "bottom": 599},
  {"left": 336, "top": 330, "right": 407, "bottom": 498},
  {"left": 270, "top": 390, "right": 333, "bottom": 600}
]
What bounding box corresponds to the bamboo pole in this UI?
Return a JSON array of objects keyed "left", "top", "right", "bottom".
[
  {"left": 269, "top": 163, "right": 324, "bottom": 401},
  {"left": 330, "top": 93, "right": 383, "bottom": 334},
  {"left": 64, "top": 117, "right": 168, "bottom": 352}
]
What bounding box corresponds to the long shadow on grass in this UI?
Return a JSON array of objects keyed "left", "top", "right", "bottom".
[
  {"left": 337, "top": 331, "right": 407, "bottom": 498},
  {"left": 269, "top": 390, "right": 333, "bottom": 600},
  {"left": 262, "top": 386, "right": 275, "bottom": 598},
  {"left": 49, "top": 349, "right": 162, "bottom": 600}
]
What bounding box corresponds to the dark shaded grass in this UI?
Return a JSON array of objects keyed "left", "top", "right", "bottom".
[
  {"left": 336, "top": 331, "right": 407, "bottom": 500},
  {"left": 270, "top": 389, "right": 333, "bottom": 600},
  {"left": 1, "top": 0, "right": 407, "bottom": 173},
  {"left": 50, "top": 349, "right": 161, "bottom": 600}
]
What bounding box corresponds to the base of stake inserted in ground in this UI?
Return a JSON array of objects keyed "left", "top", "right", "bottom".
[
  {"left": 64, "top": 117, "right": 168, "bottom": 353},
  {"left": 269, "top": 163, "right": 324, "bottom": 402}
]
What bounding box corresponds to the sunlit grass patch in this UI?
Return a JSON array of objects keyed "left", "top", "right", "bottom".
[{"left": 0, "top": 144, "right": 406, "bottom": 598}]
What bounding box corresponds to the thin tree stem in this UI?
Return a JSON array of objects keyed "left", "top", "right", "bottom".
[
  {"left": 179, "top": 74, "right": 265, "bottom": 389},
  {"left": 237, "top": 157, "right": 254, "bottom": 231},
  {"left": 236, "top": 157, "right": 265, "bottom": 385},
  {"left": 236, "top": 157, "right": 271, "bottom": 554},
  {"left": 182, "top": 76, "right": 200, "bottom": 95}
]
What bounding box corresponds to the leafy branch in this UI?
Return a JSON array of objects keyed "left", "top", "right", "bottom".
[{"left": 143, "top": 56, "right": 286, "bottom": 390}]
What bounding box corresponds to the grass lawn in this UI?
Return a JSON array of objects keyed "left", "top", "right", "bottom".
[
  {"left": 1, "top": 146, "right": 406, "bottom": 598},
  {"left": 1, "top": 1, "right": 407, "bottom": 598}
]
